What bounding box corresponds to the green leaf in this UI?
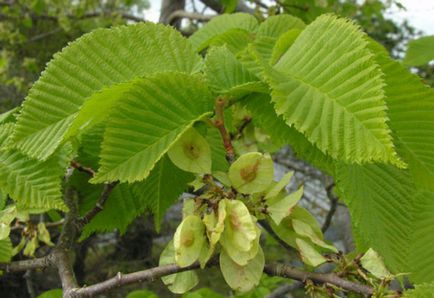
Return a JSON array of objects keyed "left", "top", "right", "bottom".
[
  {"left": 270, "top": 29, "right": 302, "bottom": 65},
  {"left": 133, "top": 156, "right": 193, "bottom": 232},
  {"left": 336, "top": 163, "right": 413, "bottom": 273},
  {"left": 267, "top": 187, "right": 304, "bottom": 225},
  {"left": 219, "top": 200, "right": 259, "bottom": 265},
  {"left": 404, "top": 35, "right": 434, "bottom": 66},
  {"left": 208, "top": 29, "right": 255, "bottom": 54},
  {"left": 221, "top": 0, "right": 238, "bottom": 13},
  {"left": 189, "top": 13, "right": 258, "bottom": 52},
  {"left": 0, "top": 238, "right": 12, "bottom": 263},
  {"left": 0, "top": 124, "right": 71, "bottom": 211},
  {"left": 295, "top": 238, "right": 326, "bottom": 267},
  {"left": 404, "top": 283, "right": 434, "bottom": 298},
  {"left": 174, "top": 215, "right": 206, "bottom": 267},
  {"left": 360, "top": 248, "right": 391, "bottom": 279},
  {"left": 92, "top": 72, "right": 213, "bottom": 183},
  {"left": 11, "top": 23, "right": 201, "bottom": 160},
  {"left": 220, "top": 246, "right": 265, "bottom": 293},
  {"left": 292, "top": 218, "right": 336, "bottom": 252},
  {"left": 204, "top": 46, "right": 265, "bottom": 97},
  {"left": 160, "top": 240, "right": 199, "bottom": 294},
  {"left": 0, "top": 107, "right": 19, "bottom": 125},
  {"left": 265, "top": 171, "right": 294, "bottom": 199},
  {"left": 408, "top": 191, "right": 434, "bottom": 283},
  {"left": 229, "top": 152, "right": 274, "bottom": 194},
  {"left": 372, "top": 47, "right": 434, "bottom": 191},
  {"left": 205, "top": 126, "right": 229, "bottom": 173},
  {"left": 266, "top": 14, "right": 402, "bottom": 166},
  {"left": 80, "top": 183, "right": 142, "bottom": 239},
  {"left": 241, "top": 93, "right": 335, "bottom": 175},
  {"left": 168, "top": 127, "right": 212, "bottom": 174},
  {"left": 37, "top": 289, "right": 63, "bottom": 298},
  {"left": 256, "top": 14, "right": 305, "bottom": 38}
]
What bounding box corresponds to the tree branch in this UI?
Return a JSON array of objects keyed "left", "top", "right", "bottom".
[
  {"left": 264, "top": 263, "right": 374, "bottom": 296},
  {"left": 199, "top": 0, "right": 254, "bottom": 14},
  {"left": 78, "top": 182, "right": 119, "bottom": 228},
  {"left": 0, "top": 255, "right": 55, "bottom": 272},
  {"left": 70, "top": 160, "right": 95, "bottom": 177},
  {"left": 259, "top": 220, "right": 295, "bottom": 253},
  {"left": 322, "top": 182, "right": 338, "bottom": 233},
  {"left": 68, "top": 262, "right": 203, "bottom": 297},
  {"left": 167, "top": 9, "right": 214, "bottom": 24}
]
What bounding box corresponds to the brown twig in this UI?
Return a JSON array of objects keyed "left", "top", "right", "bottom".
[
  {"left": 322, "top": 182, "right": 338, "bottom": 233},
  {"left": 264, "top": 263, "right": 374, "bottom": 296},
  {"left": 70, "top": 160, "right": 95, "bottom": 177},
  {"left": 78, "top": 182, "right": 119, "bottom": 228},
  {"left": 0, "top": 255, "right": 55, "bottom": 272},
  {"left": 259, "top": 220, "right": 295, "bottom": 253},
  {"left": 214, "top": 97, "right": 235, "bottom": 164}
]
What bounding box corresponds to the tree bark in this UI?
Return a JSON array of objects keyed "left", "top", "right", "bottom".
[{"left": 159, "top": 0, "right": 186, "bottom": 28}]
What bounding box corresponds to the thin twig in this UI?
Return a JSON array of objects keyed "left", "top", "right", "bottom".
[
  {"left": 266, "top": 281, "right": 304, "bottom": 298},
  {"left": 78, "top": 182, "right": 118, "bottom": 228},
  {"left": 264, "top": 263, "right": 374, "bottom": 296},
  {"left": 214, "top": 97, "right": 235, "bottom": 164},
  {"left": 70, "top": 160, "right": 95, "bottom": 177},
  {"left": 0, "top": 255, "right": 55, "bottom": 272},
  {"left": 322, "top": 183, "right": 338, "bottom": 233},
  {"left": 259, "top": 220, "right": 295, "bottom": 253}
]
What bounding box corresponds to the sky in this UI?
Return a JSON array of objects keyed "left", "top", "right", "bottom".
[{"left": 144, "top": 0, "right": 434, "bottom": 36}]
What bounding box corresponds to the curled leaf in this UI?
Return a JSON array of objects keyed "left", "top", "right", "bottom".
[
  {"left": 267, "top": 186, "right": 304, "bottom": 225},
  {"left": 295, "top": 238, "right": 326, "bottom": 267}
]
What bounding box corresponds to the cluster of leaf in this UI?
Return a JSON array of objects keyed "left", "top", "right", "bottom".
[
  {"left": 0, "top": 9, "right": 433, "bottom": 296},
  {"left": 158, "top": 146, "right": 330, "bottom": 293}
]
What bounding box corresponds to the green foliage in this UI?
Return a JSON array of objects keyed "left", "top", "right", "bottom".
[
  {"left": 11, "top": 23, "right": 201, "bottom": 161},
  {"left": 404, "top": 283, "right": 434, "bottom": 298},
  {"left": 404, "top": 35, "right": 434, "bottom": 66},
  {"left": 2, "top": 8, "right": 434, "bottom": 296},
  {"left": 92, "top": 72, "right": 213, "bottom": 183}
]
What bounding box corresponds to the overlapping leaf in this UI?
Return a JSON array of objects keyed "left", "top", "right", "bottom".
[
  {"left": 91, "top": 72, "right": 213, "bottom": 183},
  {"left": 0, "top": 124, "right": 70, "bottom": 211},
  {"left": 11, "top": 23, "right": 201, "bottom": 160},
  {"left": 133, "top": 156, "right": 193, "bottom": 231},
  {"left": 266, "top": 14, "right": 401, "bottom": 166},
  {"left": 189, "top": 13, "right": 258, "bottom": 52},
  {"left": 404, "top": 35, "right": 434, "bottom": 66},
  {"left": 372, "top": 46, "right": 434, "bottom": 190},
  {"left": 336, "top": 163, "right": 414, "bottom": 273}
]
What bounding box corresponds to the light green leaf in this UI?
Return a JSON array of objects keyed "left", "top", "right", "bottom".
[
  {"left": 219, "top": 200, "right": 259, "bottom": 265},
  {"left": 292, "top": 218, "right": 336, "bottom": 252},
  {"left": 168, "top": 127, "right": 212, "bottom": 174},
  {"left": 189, "top": 13, "right": 258, "bottom": 52},
  {"left": 404, "top": 35, "right": 434, "bottom": 66},
  {"left": 0, "top": 238, "right": 12, "bottom": 263},
  {"left": 160, "top": 240, "right": 199, "bottom": 294},
  {"left": 126, "top": 290, "right": 158, "bottom": 298},
  {"left": 268, "top": 187, "right": 304, "bottom": 226},
  {"left": 11, "top": 23, "right": 201, "bottom": 160},
  {"left": 204, "top": 46, "right": 265, "bottom": 97},
  {"left": 174, "top": 215, "right": 206, "bottom": 267},
  {"left": 241, "top": 93, "right": 335, "bottom": 175},
  {"left": 37, "top": 223, "right": 54, "bottom": 247},
  {"left": 270, "top": 29, "right": 302, "bottom": 65},
  {"left": 220, "top": 246, "right": 265, "bottom": 293},
  {"left": 265, "top": 171, "right": 294, "bottom": 199},
  {"left": 256, "top": 14, "right": 305, "bottom": 38},
  {"left": 37, "top": 289, "right": 63, "bottom": 298},
  {"left": 408, "top": 191, "right": 434, "bottom": 283},
  {"left": 0, "top": 107, "right": 19, "bottom": 125},
  {"left": 23, "top": 236, "right": 38, "bottom": 257},
  {"left": 205, "top": 127, "right": 229, "bottom": 173},
  {"left": 360, "top": 248, "right": 391, "bottom": 279},
  {"left": 229, "top": 152, "right": 274, "bottom": 194},
  {"left": 267, "top": 14, "right": 402, "bottom": 166},
  {"left": 295, "top": 238, "right": 326, "bottom": 267},
  {"left": 92, "top": 72, "right": 213, "bottom": 183},
  {"left": 404, "top": 283, "right": 434, "bottom": 298},
  {"left": 0, "top": 124, "right": 71, "bottom": 211},
  {"left": 336, "top": 163, "right": 413, "bottom": 273},
  {"left": 372, "top": 46, "right": 434, "bottom": 191},
  {"left": 203, "top": 199, "right": 226, "bottom": 246}
]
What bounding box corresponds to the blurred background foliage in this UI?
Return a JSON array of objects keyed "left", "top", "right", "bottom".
[{"left": 0, "top": 1, "right": 433, "bottom": 297}]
